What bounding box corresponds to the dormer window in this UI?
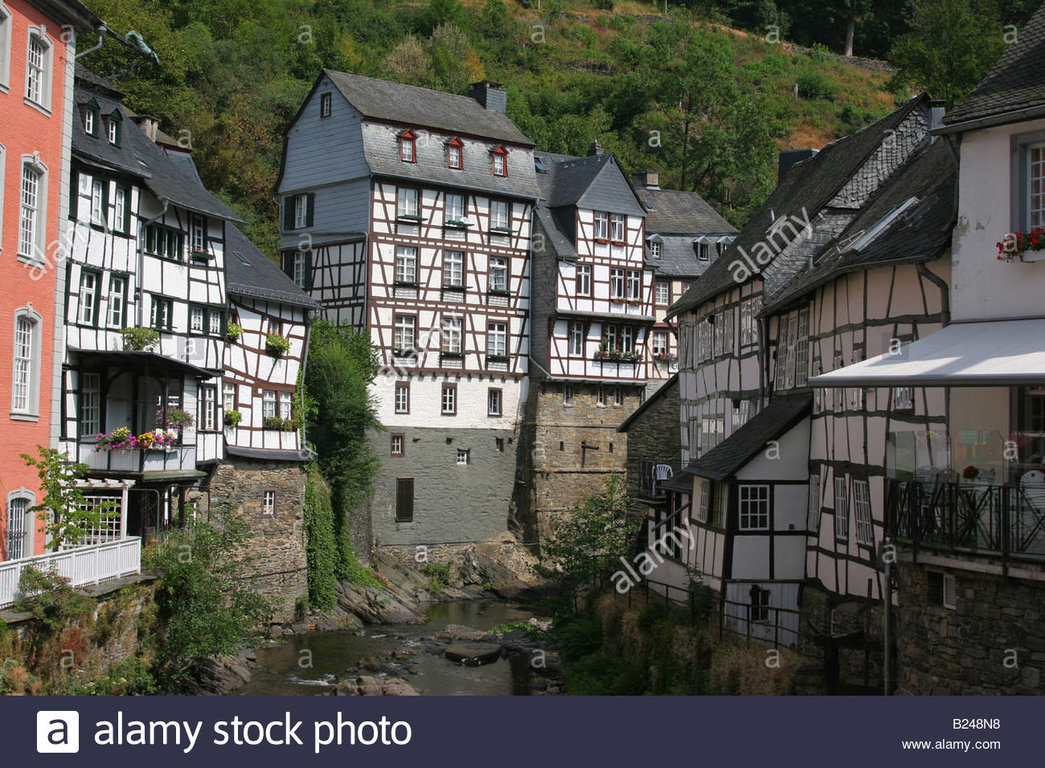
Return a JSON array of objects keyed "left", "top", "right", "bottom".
[
  {"left": 106, "top": 111, "right": 122, "bottom": 146},
  {"left": 648, "top": 239, "right": 661, "bottom": 259},
  {"left": 400, "top": 129, "right": 417, "bottom": 163},
  {"left": 492, "top": 145, "right": 508, "bottom": 177},
  {"left": 83, "top": 102, "right": 99, "bottom": 136},
  {"left": 448, "top": 137, "right": 464, "bottom": 170}
]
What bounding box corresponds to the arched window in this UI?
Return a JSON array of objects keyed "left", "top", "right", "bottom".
[
  {"left": 24, "top": 27, "right": 53, "bottom": 111},
  {"left": 11, "top": 306, "right": 42, "bottom": 418},
  {"left": 18, "top": 156, "right": 47, "bottom": 260},
  {"left": 5, "top": 489, "right": 36, "bottom": 560},
  {"left": 0, "top": 3, "right": 12, "bottom": 91}
]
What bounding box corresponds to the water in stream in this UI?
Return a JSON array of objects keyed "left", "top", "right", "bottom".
[{"left": 241, "top": 601, "right": 541, "bottom": 696}]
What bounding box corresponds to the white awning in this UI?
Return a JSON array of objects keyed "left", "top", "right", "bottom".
[{"left": 809, "top": 318, "right": 1045, "bottom": 387}]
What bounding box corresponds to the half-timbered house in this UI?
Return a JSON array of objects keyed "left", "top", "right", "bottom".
[
  {"left": 277, "top": 72, "right": 539, "bottom": 554},
  {"left": 815, "top": 4, "right": 1045, "bottom": 694},
  {"left": 515, "top": 144, "right": 650, "bottom": 547},
  {"left": 632, "top": 171, "right": 736, "bottom": 393},
  {"left": 663, "top": 97, "right": 952, "bottom": 673},
  {"left": 59, "top": 67, "right": 235, "bottom": 541}
]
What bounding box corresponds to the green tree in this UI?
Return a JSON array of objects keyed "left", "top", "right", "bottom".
[
  {"left": 888, "top": 0, "right": 1006, "bottom": 106},
  {"left": 145, "top": 508, "right": 271, "bottom": 683},
  {"left": 21, "top": 448, "right": 114, "bottom": 551},
  {"left": 543, "top": 475, "right": 639, "bottom": 589},
  {"left": 304, "top": 320, "right": 381, "bottom": 579}
]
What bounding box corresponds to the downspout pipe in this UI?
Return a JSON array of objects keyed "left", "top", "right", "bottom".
[{"left": 75, "top": 24, "right": 107, "bottom": 60}]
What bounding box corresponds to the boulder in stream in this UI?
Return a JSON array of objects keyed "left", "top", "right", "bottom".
[{"left": 445, "top": 642, "right": 502, "bottom": 665}]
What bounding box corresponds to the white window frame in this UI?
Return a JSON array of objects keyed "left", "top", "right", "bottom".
[
  {"left": 569, "top": 322, "right": 585, "bottom": 356},
  {"left": 487, "top": 321, "right": 507, "bottom": 358},
  {"left": 84, "top": 108, "right": 94, "bottom": 135},
  {"left": 18, "top": 157, "right": 47, "bottom": 260},
  {"left": 107, "top": 118, "right": 118, "bottom": 145},
  {"left": 492, "top": 151, "right": 506, "bottom": 177},
  {"left": 627, "top": 270, "right": 642, "bottom": 301},
  {"left": 853, "top": 479, "right": 874, "bottom": 546},
  {"left": 456, "top": 448, "right": 470, "bottom": 465},
  {"left": 652, "top": 330, "right": 668, "bottom": 355},
  {"left": 649, "top": 239, "right": 661, "bottom": 259},
  {"left": 446, "top": 193, "right": 465, "bottom": 223},
  {"left": 593, "top": 211, "right": 608, "bottom": 240},
  {"left": 292, "top": 250, "right": 307, "bottom": 288},
  {"left": 610, "top": 268, "right": 625, "bottom": 299},
  {"left": 834, "top": 476, "right": 849, "bottom": 540},
  {"left": 488, "top": 388, "right": 502, "bottom": 417},
  {"left": 80, "top": 372, "right": 101, "bottom": 437},
  {"left": 78, "top": 271, "right": 98, "bottom": 326},
  {"left": 262, "top": 490, "right": 275, "bottom": 517},
  {"left": 263, "top": 390, "right": 277, "bottom": 419},
  {"left": 441, "top": 317, "right": 463, "bottom": 355},
  {"left": 24, "top": 28, "right": 52, "bottom": 112},
  {"left": 795, "top": 307, "right": 811, "bottom": 387},
  {"left": 190, "top": 306, "right": 205, "bottom": 333},
  {"left": 442, "top": 384, "right": 457, "bottom": 415},
  {"left": 576, "top": 264, "right": 592, "bottom": 296},
  {"left": 11, "top": 307, "right": 41, "bottom": 418},
  {"left": 391, "top": 434, "right": 404, "bottom": 456},
  {"left": 90, "top": 178, "right": 105, "bottom": 226},
  {"left": 279, "top": 391, "right": 293, "bottom": 420},
  {"left": 610, "top": 214, "right": 625, "bottom": 242},
  {"left": 395, "top": 246, "right": 417, "bottom": 284},
  {"left": 448, "top": 144, "right": 462, "bottom": 170},
  {"left": 490, "top": 199, "right": 509, "bottom": 231},
  {"left": 0, "top": 4, "right": 12, "bottom": 92},
  {"left": 489, "top": 256, "right": 508, "bottom": 292},
  {"left": 223, "top": 382, "right": 236, "bottom": 413},
  {"left": 190, "top": 213, "right": 206, "bottom": 253},
  {"left": 294, "top": 194, "right": 308, "bottom": 229},
  {"left": 394, "top": 315, "right": 416, "bottom": 354},
  {"left": 113, "top": 186, "right": 127, "bottom": 233},
  {"left": 697, "top": 480, "right": 710, "bottom": 523},
  {"left": 200, "top": 385, "right": 218, "bottom": 431},
  {"left": 394, "top": 383, "right": 409, "bottom": 413},
  {"left": 655, "top": 282, "right": 670, "bottom": 306},
  {"left": 443, "top": 250, "right": 464, "bottom": 288},
  {"left": 738, "top": 484, "right": 770, "bottom": 531},
  {"left": 397, "top": 187, "right": 418, "bottom": 220}
]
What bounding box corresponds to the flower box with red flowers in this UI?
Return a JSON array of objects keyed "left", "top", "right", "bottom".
[{"left": 997, "top": 228, "right": 1045, "bottom": 263}]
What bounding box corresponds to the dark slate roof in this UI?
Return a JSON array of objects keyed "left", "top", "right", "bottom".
[
  {"left": 73, "top": 69, "right": 243, "bottom": 223},
  {"left": 649, "top": 235, "right": 723, "bottom": 278},
  {"left": 535, "top": 151, "right": 646, "bottom": 216},
  {"left": 762, "top": 138, "right": 957, "bottom": 315},
  {"left": 360, "top": 120, "right": 540, "bottom": 200},
  {"left": 684, "top": 393, "right": 811, "bottom": 482},
  {"left": 618, "top": 374, "right": 678, "bottom": 432},
  {"left": 535, "top": 207, "right": 578, "bottom": 260},
  {"left": 225, "top": 225, "right": 320, "bottom": 310},
  {"left": 943, "top": 3, "right": 1045, "bottom": 129},
  {"left": 668, "top": 97, "right": 929, "bottom": 318},
  {"left": 638, "top": 187, "right": 736, "bottom": 235},
  {"left": 325, "top": 70, "right": 532, "bottom": 146}
]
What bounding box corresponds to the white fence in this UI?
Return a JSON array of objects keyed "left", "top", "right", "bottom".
[{"left": 0, "top": 537, "right": 142, "bottom": 610}]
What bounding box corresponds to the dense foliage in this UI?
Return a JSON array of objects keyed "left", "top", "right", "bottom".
[
  {"left": 303, "top": 469, "right": 338, "bottom": 609},
  {"left": 303, "top": 319, "right": 381, "bottom": 587},
  {"left": 145, "top": 509, "right": 272, "bottom": 683},
  {"left": 21, "top": 448, "right": 113, "bottom": 551}
]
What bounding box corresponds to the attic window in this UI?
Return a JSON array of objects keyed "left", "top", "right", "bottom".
[
  {"left": 106, "top": 113, "right": 121, "bottom": 146},
  {"left": 320, "top": 93, "right": 332, "bottom": 118},
  {"left": 400, "top": 129, "right": 417, "bottom": 163},
  {"left": 649, "top": 240, "right": 661, "bottom": 259},
  {"left": 448, "top": 136, "right": 464, "bottom": 170},
  {"left": 492, "top": 145, "right": 508, "bottom": 177},
  {"left": 83, "top": 99, "right": 100, "bottom": 136},
  {"left": 847, "top": 196, "right": 919, "bottom": 253},
  {"left": 535, "top": 157, "right": 549, "bottom": 173}
]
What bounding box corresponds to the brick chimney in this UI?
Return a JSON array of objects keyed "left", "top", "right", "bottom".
[
  {"left": 632, "top": 170, "right": 660, "bottom": 190},
  {"left": 587, "top": 140, "right": 604, "bottom": 157},
  {"left": 468, "top": 81, "right": 507, "bottom": 113}
]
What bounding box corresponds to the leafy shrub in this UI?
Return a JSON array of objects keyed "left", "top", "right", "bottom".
[
  {"left": 420, "top": 562, "right": 453, "bottom": 595},
  {"left": 796, "top": 71, "right": 837, "bottom": 100},
  {"left": 14, "top": 567, "right": 93, "bottom": 632},
  {"left": 265, "top": 333, "right": 291, "bottom": 356},
  {"left": 591, "top": 0, "right": 614, "bottom": 10},
  {"left": 120, "top": 327, "right": 159, "bottom": 352},
  {"left": 303, "top": 469, "right": 337, "bottom": 610}
]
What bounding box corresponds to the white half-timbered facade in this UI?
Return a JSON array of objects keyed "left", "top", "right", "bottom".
[
  {"left": 58, "top": 70, "right": 240, "bottom": 539},
  {"left": 659, "top": 98, "right": 954, "bottom": 681},
  {"left": 277, "top": 72, "right": 539, "bottom": 548}
]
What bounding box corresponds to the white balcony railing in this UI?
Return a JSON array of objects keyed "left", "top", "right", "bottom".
[
  {"left": 0, "top": 537, "right": 142, "bottom": 610},
  {"left": 78, "top": 444, "right": 196, "bottom": 474}
]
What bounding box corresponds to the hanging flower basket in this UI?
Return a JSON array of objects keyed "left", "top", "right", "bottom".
[
  {"left": 226, "top": 322, "right": 242, "bottom": 342},
  {"left": 997, "top": 228, "right": 1045, "bottom": 262},
  {"left": 266, "top": 333, "right": 291, "bottom": 357}
]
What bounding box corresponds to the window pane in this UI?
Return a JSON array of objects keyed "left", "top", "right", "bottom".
[
  {"left": 12, "top": 317, "right": 33, "bottom": 412},
  {"left": 19, "top": 165, "right": 40, "bottom": 257}
]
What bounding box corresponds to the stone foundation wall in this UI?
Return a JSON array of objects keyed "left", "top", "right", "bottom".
[
  {"left": 520, "top": 381, "right": 640, "bottom": 546},
  {"left": 206, "top": 460, "right": 308, "bottom": 623},
  {"left": 895, "top": 558, "right": 1045, "bottom": 694},
  {"left": 799, "top": 585, "right": 885, "bottom": 692}
]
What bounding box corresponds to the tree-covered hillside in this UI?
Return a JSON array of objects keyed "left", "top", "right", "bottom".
[{"left": 78, "top": 0, "right": 1035, "bottom": 254}]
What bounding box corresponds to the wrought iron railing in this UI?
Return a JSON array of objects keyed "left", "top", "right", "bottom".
[{"left": 886, "top": 478, "right": 1045, "bottom": 561}]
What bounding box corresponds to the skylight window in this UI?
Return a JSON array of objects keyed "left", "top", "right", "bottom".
[{"left": 848, "top": 196, "right": 919, "bottom": 253}]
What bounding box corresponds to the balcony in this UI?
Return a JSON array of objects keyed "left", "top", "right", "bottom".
[
  {"left": 0, "top": 538, "right": 142, "bottom": 610},
  {"left": 78, "top": 443, "right": 198, "bottom": 477},
  {"left": 637, "top": 459, "right": 677, "bottom": 500},
  {"left": 886, "top": 478, "right": 1045, "bottom": 562}
]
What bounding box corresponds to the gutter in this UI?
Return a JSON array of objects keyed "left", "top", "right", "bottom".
[{"left": 934, "top": 104, "right": 1045, "bottom": 135}]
